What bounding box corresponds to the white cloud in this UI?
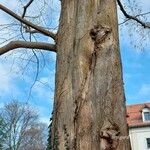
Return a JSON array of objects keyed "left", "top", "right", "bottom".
[
  {"left": 0, "top": 0, "right": 20, "bottom": 9},
  {"left": 40, "top": 116, "right": 50, "bottom": 126},
  {"left": 32, "top": 76, "right": 54, "bottom": 102},
  {"left": 0, "top": 52, "right": 32, "bottom": 99},
  {"left": 0, "top": 63, "right": 18, "bottom": 96}
]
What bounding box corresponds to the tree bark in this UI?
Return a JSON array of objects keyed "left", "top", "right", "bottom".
[{"left": 51, "top": 0, "right": 131, "bottom": 149}]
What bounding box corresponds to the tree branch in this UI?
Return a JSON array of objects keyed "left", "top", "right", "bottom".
[
  {"left": 0, "top": 41, "right": 56, "bottom": 55},
  {"left": 22, "top": 0, "right": 34, "bottom": 18},
  {"left": 119, "top": 12, "right": 150, "bottom": 26},
  {"left": 0, "top": 4, "right": 56, "bottom": 39},
  {"left": 117, "top": 0, "right": 150, "bottom": 28}
]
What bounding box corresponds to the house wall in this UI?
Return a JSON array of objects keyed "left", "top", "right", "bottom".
[{"left": 129, "top": 126, "right": 150, "bottom": 150}]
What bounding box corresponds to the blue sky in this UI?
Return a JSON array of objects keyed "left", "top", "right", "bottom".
[
  {"left": 0, "top": 0, "right": 150, "bottom": 125},
  {"left": 121, "top": 36, "right": 150, "bottom": 104}
]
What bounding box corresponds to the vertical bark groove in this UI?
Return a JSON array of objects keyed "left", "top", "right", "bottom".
[{"left": 51, "top": 0, "right": 131, "bottom": 150}]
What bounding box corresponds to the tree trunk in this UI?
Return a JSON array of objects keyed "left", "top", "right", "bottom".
[{"left": 51, "top": 0, "right": 131, "bottom": 149}]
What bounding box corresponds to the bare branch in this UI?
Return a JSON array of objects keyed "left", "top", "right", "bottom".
[
  {"left": 135, "top": 12, "right": 150, "bottom": 18},
  {"left": 119, "top": 12, "right": 150, "bottom": 26},
  {"left": 117, "top": 0, "right": 150, "bottom": 28},
  {"left": 20, "top": 0, "right": 34, "bottom": 39},
  {"left": 24, "top": 26, "right": 40, "bottom": 34},
  {"left": 22, "top": 0, "right": 34, "bottom": 18},
  {"left": 0, "top": 41, "right": 56, "bottom": 55},
  {"left": 119, "top": 18, "right": 130, "bottom": 25},
  {"left": 0, "top": 4, "right": 56, "bottom": 39}
]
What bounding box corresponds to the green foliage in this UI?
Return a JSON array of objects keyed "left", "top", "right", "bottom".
[
  {"left": 47, "top": 111, "right": 60, "bottom": 150},
  {"left": 63, "top": 125, "right": 69, "bottom": 150},
  {"left": 46, "top": 112, "right": 53, "bottom": 150},
  {"left": 54, "top": 129, "right": 59, "bottom": 150},
  {"left": 0, "top": 116, "right": 7, "bottom": 149}
]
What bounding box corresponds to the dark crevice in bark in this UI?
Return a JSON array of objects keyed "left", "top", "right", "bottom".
[
  {"left": 73, "top": 74, "right": 90, "bottom": 149},
  {"left": 89, "top": 25, "right": 111, "bottom": 73}
]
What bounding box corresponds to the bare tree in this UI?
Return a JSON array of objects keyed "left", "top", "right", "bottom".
[
  {"left": 0, "top": 0, "right": 149, "bottom": 149},
  {"left": 19, "top": 123, "right": 47, "bottom": 150},
  {"left": 0, "top": 100, "right": 47, "bottom": 150}
]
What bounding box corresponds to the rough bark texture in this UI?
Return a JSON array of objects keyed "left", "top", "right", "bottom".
[{"left": 51, "top": 0, "right": 131, "bottom": 149}]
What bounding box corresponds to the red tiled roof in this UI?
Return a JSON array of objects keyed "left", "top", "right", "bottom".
[{"left": 126, "top": 103, "right": 150, "bottom": 127}]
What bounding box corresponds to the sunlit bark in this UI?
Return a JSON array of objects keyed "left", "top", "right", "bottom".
[{"left": 51, "top": 0, "right": 131, "bottom": 149}]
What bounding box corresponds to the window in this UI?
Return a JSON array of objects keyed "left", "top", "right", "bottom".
[
  {"left": 142, "top": 108, "right": 150, "bottom": 122},
  {"left": 144, "top": 112, "right": 150, "bottom": 121},
  {"left": 147, "top": 138, "right": 150, "bottom": 148}
]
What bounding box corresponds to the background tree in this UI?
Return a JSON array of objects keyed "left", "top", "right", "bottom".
[
  {"left": 0, "top": 100, "right": 47, "bottom": 150},
  {"left": 0, "top": 0, "right": 149, "bottom": 150},
  {"left": 0, "top": 116, "right": 7, "bottom": 149},
  {"left": 19, "top": 123, "right": 47, "bottom": 150}
]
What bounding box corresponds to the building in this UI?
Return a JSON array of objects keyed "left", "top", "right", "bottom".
[{"left": 127, "top": 103, "right": 150, "bottom": 150}]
